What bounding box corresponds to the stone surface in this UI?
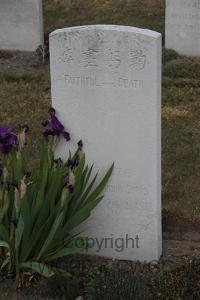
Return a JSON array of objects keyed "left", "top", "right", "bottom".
[
  {"left": 50, "top": 25, "right": 162, "bottom": 262},
  {"left": 0, "top": 0, "right": 43, "bottom": 51},
  {"left": 165, "top": 0, "right": 200, "bottom": 56}
]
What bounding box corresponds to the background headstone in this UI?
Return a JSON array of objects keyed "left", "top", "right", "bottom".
[
  {"left": 165, "top": 0, "right": 200, "bottom": 56},
  {"left": 0, "top": 0, "right": 43, "bottom": 51},
  {"left": 50, "top": 25, "right": 162, "bottom": 262}
]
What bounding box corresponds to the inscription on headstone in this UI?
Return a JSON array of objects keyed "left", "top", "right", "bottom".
[
  {"left": 166, "top": 0, "right": 200, "bottom": 56},
  {"left": 50, "top": 25, "right": 162, "bottom": 261}
]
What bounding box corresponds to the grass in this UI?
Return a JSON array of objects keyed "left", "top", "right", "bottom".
[
  {"left": 0, "top": 0, "right": 200, "bottom": 223},
  {"left": 43, "top": 0, "right": 165, "bottom": 35},
  {"left": 0, "top": 70, "right": 51, "bottom": 167},
  {"left": 162, "top": 57, "right": 200, "bottom": 221}
]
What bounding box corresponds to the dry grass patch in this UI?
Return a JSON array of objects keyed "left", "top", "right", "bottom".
[{"left": 162, "top": 106, "right": 190, "bottom": 121}]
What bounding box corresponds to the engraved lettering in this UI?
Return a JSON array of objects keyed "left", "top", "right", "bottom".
[
  {"left": 64, "top": 74, "right": 144, "bottom": 89},
  {"left": 82, "top": 48, "right": 99, "bottom": 67},
  {"left": 105, "top": 49, "right": 121, "bottom": 68},
  {"left": 129, "top": 48, "right": 146, "bottom": 70}
]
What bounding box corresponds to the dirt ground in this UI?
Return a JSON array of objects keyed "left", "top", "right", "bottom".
[{"left": 0, "top": 239, "right": 200, "bottom": 300}]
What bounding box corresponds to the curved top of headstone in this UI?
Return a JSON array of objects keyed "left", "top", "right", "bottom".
[{"left": 50, "top": 24, "right": 161, "bottom": 39}]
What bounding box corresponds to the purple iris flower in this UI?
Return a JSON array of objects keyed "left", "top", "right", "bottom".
[
  {"left": 0, "top": 125, "right": 14, "bottom": 138},
  {"left": 51, "top": 116, "right": 64, "bottom": 134},
  {"left": 43, "top": 128, "right": 56, "bottom": 140},
  {"left": 0, "top": 125, "right": 17, "bottom": 155},
  {"left": 49, "top": 107, "right": 56, "bottom": 116},
  {"left": 62, "top": 131, "right": 70, "bottom": 141},
  {"left": 43, "top": 108, "right": 70, "bottom": 142}
]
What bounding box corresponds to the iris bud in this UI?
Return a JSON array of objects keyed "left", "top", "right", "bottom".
[
  {"left": 49, "top": 107, "right": 56, "bottom": 116},
  {"left": 78, "top": 140, "right": 83, "bottom": 149},
  {"left": 41, "top": 120, "right": 49, "bottom": 127},
  {"left": 20, "top": 124, "right": 29, "bottom": 133},
  {"left": 24, "top": 171, "right": 32, "bottom": 178},
  {"left": 67, "top": 185, "right": 74, "bottom": 193}
]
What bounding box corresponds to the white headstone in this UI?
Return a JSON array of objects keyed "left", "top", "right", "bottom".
[
  {"left": 165, "top": 0, "right": 200, "bottom": 56},
  {"left": 50, "top": 25, "right": 162, "bottom": 262},
  {"left": 0, "top": 0, "right": 43, "bottom": 51}
]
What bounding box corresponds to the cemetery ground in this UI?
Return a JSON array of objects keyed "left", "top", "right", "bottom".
[{"left": 0, "top": 0, "right": 200, "bottom": 299}]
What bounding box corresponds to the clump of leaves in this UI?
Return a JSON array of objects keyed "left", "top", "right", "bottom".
[{"left": 0, "top": 107, "right": 114, "bottom": 284}]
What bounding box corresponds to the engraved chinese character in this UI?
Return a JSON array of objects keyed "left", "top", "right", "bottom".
[
  {"left": 105, "top": 49, "right": 121, "bottom": 68},
  {"left": 82, "top": 48, "right": 99, "bottom": 67},
  {"left": 62, "top": 48, "right": 74, "bottom": 63},
  {"left": 129, "top": 47, "right": 146, "bottom": 70}
]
